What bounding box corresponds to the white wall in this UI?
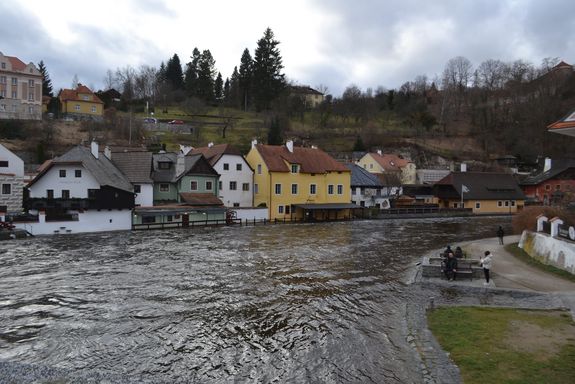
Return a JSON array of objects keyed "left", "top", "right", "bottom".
[
  {"left": 135, "top": 183, "right": 154, "bottom": 206},
  {"left": 351, "top": 187, "right": 391, "bottom": 208},
  {"left": 231, "top": 207, "right": 268, "bottom": 220},
  {"left": 0, "top": 144, "right": 24, "bottom": 176},
  {"left": 519, "top": 230, "right": 575, "bottom": 274},
  {"left": 14, "top": 209, "right": 132, "bottom": 235},
  {"left": 214, "top": 154, "right": 253, "bottom": 207},
  {"left": 29, "top": 164, "right": 100, "bottom": 198}
]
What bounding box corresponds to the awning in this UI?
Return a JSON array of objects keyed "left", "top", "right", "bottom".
[{"left": 292, "top": 203, "right": 362, "bottom": 210}]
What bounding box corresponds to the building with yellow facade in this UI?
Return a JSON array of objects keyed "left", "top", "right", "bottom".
[
  {"left": 59, "top": 84, "right": 104, "bottom": 119},
  {"left": 434, "top": 172, "right": 525, "bottom": 214},
  {"left": 246, "top": 140, "right": 356, "bottom": 220},
  {"left": 0, "top": 52, "right": 42, "bottom": 120},
  {"left": 357, "top": 150, "right": 416, "bottom": 184}
]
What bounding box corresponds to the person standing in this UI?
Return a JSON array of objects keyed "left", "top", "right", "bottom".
[
  {"left": 497, "top": 226, "right": 504, "bottom": 245},
  {"left": 480, "top": 251, "right": 493, "bottom": 285}
]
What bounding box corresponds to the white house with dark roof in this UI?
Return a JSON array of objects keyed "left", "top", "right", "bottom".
[
  {"left": 191, "top": 143, "right": 253, "bottom": 207},
  {"left": 346, "top": 163, "right": 394, "bottom": 209},
  {"left": 21, "top": 141, "right": 135, "bottom": 234},
  {"left": 0, "top": 143, "right": 25, "bottom": 214}
]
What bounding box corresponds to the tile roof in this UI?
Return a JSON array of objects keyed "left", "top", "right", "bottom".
[
  {"left": 520, "top": 159, "right": 575, "bottom": 185},
  {"left": 179, "top": 193, "right": 223, "bottom": 206},
  {"left": 191, "top": 144, "right": 242, "bottom": 166},
  {"left": 59, "top": 84, "right": 104, "bottom": 104},
  {"left": 255, "top": 144, "right": 349, "bottom": 173},
  {"left": 152, "top": 153, "right": 218, "bottom": 183},
  {"left": 435, "top": 172, "right": 524, "bottom": 200},
  {"left": 110, "top": 151, "right": 153, "bottom": 184},
  {"left": 289, "top": 85, "right": 324, "bottom": 96},
  {"left": 345, "top": 163, "right": 383, "bottom": 188},
  {"left": 548, "top": 109, "right": 575, "bottom": 131},
  {"left": 151, "top": 152, "right": 177, "bottom": 182},
  {"left": 368, "top": 152, "right": 412, "bottom": 171},
  {"left": 6, "top": 56, "right": 27, "bottom": 71}
]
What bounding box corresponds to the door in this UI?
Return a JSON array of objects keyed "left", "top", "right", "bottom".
[{"left": 182, "top": 213, "right": 189, "bottom": 228}]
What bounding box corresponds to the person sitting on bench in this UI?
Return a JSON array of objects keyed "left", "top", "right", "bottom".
[
  {"left": 444, "top": 252, "right": 458, "bottom": 281},
  {"left": 454, "top": 246, "right": 463, "bottom": 258}
]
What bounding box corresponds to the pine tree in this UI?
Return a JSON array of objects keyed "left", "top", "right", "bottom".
[
  {"left": 267, "top": 116, "right": 283, "bottom": 145},
  {"left": 214, "top": 72, "right": 223, "bottom": 101},
  {"left": 196, "top": 50, "right": 216, "bottom": 103},
  {"left": 252, "top": 28, "right": 286, "bottom": 111},
  {"left": 226, "top": 67, "right": 241, "bottom": 108},
  {"left": 184, "top": 48, "right": 201, "bottom": 96},
  {"left": 165, "top": 54, "right": 184, "bottom": 90},
  {"left": 239, "top": 48, "right": 253, "bottom": 111},
  {"left": 38, "top": 60, "right": 53, "bottom": 97},
  {"left": 223, "top": 78, "right": 230, "bottom": 100}
]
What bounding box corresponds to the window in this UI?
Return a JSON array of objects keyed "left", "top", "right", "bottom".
[
  {"left": 28, "top": 106, "right": 34, "bottom": 114},
  {"left": 88, "top": 189, "right": 97, "bottom": 199},
  {"left": 91, "top": 106, "right": 97, "bottom": 113},
  {"left": 257, "top": 164, "right": 262, "bottom": 174},
  {"left": 28, "top": 92, "right": 34, "bottom": 101},
  {"left": 233, "top": 203, "right": 240, "bottom": 207},
  {"left": 236, "top": 163, "right": 242, "bottom": 171},
  {"left": 0, "top": 76, "right": 5, "bottom": 84},
  {"left": 74, "top": 104, "right": 80, "bottom": 111},
  {"left": 28, "top": 80, "right": 34, "bottom": 87},
  {"left": 223, "top": 163, "right": 229, "bottom": 170},
  {"left": 285, "top": 205, "right": 291, "bottom": 214},
  {"left": 0, "top": 63, "right": 4, "bottom": 69},
  {"left": 158, "top": 162, "right": 171, "bottom": 170},
  {"left": 190, "top": 181, "right": 198, "bottom": 190},
  {"left": 229, "top": 181, "right": 237, "bottom": 190},
  {"left": 369, "top": 164, "right": 373, "bottom": 169},
  {"left": 242, "top": 183, "right": 249, "bottom": 191},
  {"left": 206, "top": 181, "right": 213, "bottom": 191},
  {"left": 82, "top": 95, "right": 89, "bottom": 101},
  {"left": 328, "top": 184, "right": 334, "bottom": 195},
  {"left": 167, "top": 215, "right": 173, "bottom": 222},
  {"left": 0, "top": 161, "right": 8, "bottom": 167},
  {"left": 218, "top": 181, "right": 222, "bottom": 190},
  {"left": 11, "top": 77, "right": 17, "bottom": 85},
  {"left": 160, "top": 183, "right": 170, "bottom": 192},
  {"left": 289, "top": 183, "right": 297, "bottom": 195},
  {"left": 511, "top": 200, "right": 516, "bottom": 207},
  {"left": 0, "top": 90, "right": 5, "bottom": 98},
  {"left": 556, "top": 184, "right": 561, "bottom": 190},
  {"left": 59, "top": 169, "right": 66, "bottom": 177},
  {"left": 475, "top": 202, "right": 481, "bottom": 209},
  {"left": 278, "top": 205, "right": 284, "bottom": 214},
  {"left": 497, "top": 201, "right": 503, "bottom": 207},
  {"left": 61, "top": 190, "right": 70, "bottom": 199},
  {"left": 134, "top": 185, "right": 141, "bottom": 193},
  {"left": 1, "top": 184, "right": 11, "bottom": 195},
  {"left": 75, "top": 169, "right": 82, "bottom": 178},
  {"left": 142, "top": 216, "right": 156, "bottom": 224},
  {"left": 275, "top": 183, "right": 282, "bottom": 195},
  {"left": 47, "top": 189, "right": 54, "bottom": 199},
  {"left": 545, "top": 184, "right": 551, "bottom": 191},
  {"left": 310, "top": 184, "right": 317, "bottom": 194},
  {"left": 453, "top": 202, "right": 459, "bottom": 208},
  {"left": 291, "top": 164, "right": 299, "bottom": 173},
  {"left": 254, "top": 183, "right": 259, "bottom": 194},
  {"left": 11, "top": 91, "right": 17, "bottom": 99},
  {"left": 337, "top": 184, "right": 343, "bottom": 195},
  {"left": 504, "top": 201, "right": 509, "bottom": 207}
]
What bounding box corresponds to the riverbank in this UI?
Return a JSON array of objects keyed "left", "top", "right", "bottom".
[{"left": 406, "top": 234, "right": 575, "bottom": 383}]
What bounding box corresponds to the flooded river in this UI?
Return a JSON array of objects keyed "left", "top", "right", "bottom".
[{"left": 0, "top": 217, "right": 511, "bottom": 383}]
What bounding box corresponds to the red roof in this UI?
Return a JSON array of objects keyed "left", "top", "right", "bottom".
[
  {"left": 191, "top": 144, "right": 242, "bottom": 166},
  {"left": 369, "top": 152, "right": 411, "bottom": 172},
  {"left": 255, "top": 143, "right": 348, "bottom": 173},
  {"left": 548, "top": 109, "right": 575, "bottom": 130},
  {"left": 59, "top": 84, "right": 104, "bottom": 104},
  {"left": 179, "top": 193, "right": 223, "bottom": 206},
  {"left": 6, "top": 56, "right": 27, "bottom": 71}
]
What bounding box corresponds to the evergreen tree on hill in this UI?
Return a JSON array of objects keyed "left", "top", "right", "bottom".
[
  {"left": 165, "top": 54, "right": 184, "bottom": 90},
  {"left": 38, "top": 60, "right": 53, "bottom": 97},
  {"left": 223, "top": 77, "right": 230, "bottom": 100},
  {"left": 196, "top": 50, "right": 216, "bottom": 103},
  {"left": 184, "top": 48, "right": 201, "bottom": 96},
  {"left": 214, "top": 72, "right": 223, "bottom": 101},
  {"left": 267, "top": 115, "right": 283, "bottom": 145},
  {"left": 226, "top": 66, "right": 241, "bottom": 108},
  {"left": 239, "top": 48, "right": 253, "bottom": 111},
  {"left": 252, "top": 28, "right": 286, "bottom": 111}
]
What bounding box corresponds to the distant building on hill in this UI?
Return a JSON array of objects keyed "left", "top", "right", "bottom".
[
  {"left": 58, "top": 84, "right": 104, "bottom": 120},
  {"left": 288, "top": 85, "right": 324, "bottom": 108},
  {"left": 0, "top": 52, "right": 42, "bottom": 120},
  {"left": 356, "top": 150, "right": 417, "bottom": 185}
]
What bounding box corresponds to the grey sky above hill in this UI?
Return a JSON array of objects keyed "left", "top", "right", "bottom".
[{"left": 2, "top": 0, "right": 574, "bottom": 96}]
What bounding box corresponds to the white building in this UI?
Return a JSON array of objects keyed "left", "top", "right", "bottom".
[
  {"left": 346, "top": 163, "right": 396, "bottom": 209},
  {"left": 0, "top": 143, "right": 25, "bottom": 213},
  {"left": 191, "top": 143, "right": 254, "bottom": 207},
  {"left": 109, "top": 148, "right": 154, "bottom": 207},
  {"left": 23, "top": 142, "right": 135, "bottom": 234}
]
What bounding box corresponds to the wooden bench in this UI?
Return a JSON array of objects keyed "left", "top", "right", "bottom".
[{"left": 456, "top": 260, "right": 474, "bottom": 281}]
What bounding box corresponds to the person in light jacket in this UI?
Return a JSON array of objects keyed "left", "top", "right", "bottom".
[{"left": 480, "top": 251, "right": 493, "bottom": 285}]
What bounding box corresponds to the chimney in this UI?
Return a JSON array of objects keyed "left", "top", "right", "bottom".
[
  {"left": 91, "top": 140, "right": 99, "bottom": 159},
  {"left": 251, "top": 139, "right": 258, "bottom": 149},
  {"left": 104, "top": 146, "right": 112, "bottom": 160},
  {"left": 544, "top": 158, "right": 552, "bottom": 173},
  {"left": 176, "top": 153, "right": 185, "bottom": 177},
  {"left": 376, "top": 149, "right": 382, "bottom": 156},
  {"left": 460, "top": 163, "right": 467, "bottom": 172},
  {"left": 208, "top": 142, "right": 214, "bottom": 148},
  {"left": 286, "top": 140, "right": 294, "bottom": 153}
]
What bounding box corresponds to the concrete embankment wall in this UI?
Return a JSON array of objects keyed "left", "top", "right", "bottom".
[{"left": 519, "top": 230, "right": 575, "bottom": 274}]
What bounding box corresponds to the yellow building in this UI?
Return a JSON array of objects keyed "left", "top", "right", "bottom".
[
  {"left": 59, "top": 84, "right": 104, "bottom": 119},
  {"left": 357, "top": 150, "right": 416, "bottom": 184},
  {"left": 246, "top": 140, "right": 356, "bottom": 220},
  {"left": 434, "top": 172, "right": 525, "bottom": 214}
]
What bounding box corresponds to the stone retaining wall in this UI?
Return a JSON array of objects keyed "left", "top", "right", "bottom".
[{"left": 519, "top": 230, "right": 575, "bottom": 275}]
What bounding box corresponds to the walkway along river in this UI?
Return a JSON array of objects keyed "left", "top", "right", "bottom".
[{"left": 0, "top": 216, "right": 511, "bottom": 383}]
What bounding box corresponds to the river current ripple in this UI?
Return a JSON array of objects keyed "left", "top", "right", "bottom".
[{"left": 0, "top": 217, "right": 510, "bottom": 383}]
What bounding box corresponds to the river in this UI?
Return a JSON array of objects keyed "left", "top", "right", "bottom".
[{"left": 0, "top": 216, "right": 511, "bottom": 383}]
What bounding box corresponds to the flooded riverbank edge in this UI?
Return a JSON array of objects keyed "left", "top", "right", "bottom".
[{"left": 402, "top": 239, "right": 575, "bottom": 384}]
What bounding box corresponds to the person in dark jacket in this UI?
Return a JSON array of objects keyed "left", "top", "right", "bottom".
[
  {"left": 443, "top": 252, "right": 458, "bottom": 281},
  {"left": 454, "top": 246, "right": 463, "bottom": 258},
  {"left": 497, "top": 226, "right": 504, "bottom": 245}
]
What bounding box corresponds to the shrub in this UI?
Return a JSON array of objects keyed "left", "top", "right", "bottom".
[{"left": 512, "top": 206, "right": 575, "bottom": 234}]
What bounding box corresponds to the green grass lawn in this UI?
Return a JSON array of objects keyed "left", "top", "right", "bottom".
[
  {"left": 505, "top": 243, "right": 575, "bottom": 283},
  {"left": 427, "top": 306, "right": 575, "bottom": 384}
]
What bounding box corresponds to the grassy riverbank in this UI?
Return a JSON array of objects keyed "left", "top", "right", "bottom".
[
  {"left": 427, "top": 306, "right": 575, "bottom": 383},
  {"left": 505, "top": 243, "right": 575, "bottom": 283}
]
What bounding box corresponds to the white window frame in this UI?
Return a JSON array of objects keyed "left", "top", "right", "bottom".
[
  {"left": 1, "top": 183, "right": 11, "bottom": 195},
  {"left": 190, "top": 180, "right": 198, "bottom": 191},
  {"left": 275, "top": 183, "right": 282, "bottom": 195},
  {"left": 497, "top": 201, "right": 503, "bottom": 207},
  {"left": 74, "top": 104, "right": 81, "bottom": 111},
  {"left": 291, "top": 183, "right": 298, "bottom": 195},
  {"left": 337, "top": 184, "right": 343, "bottom": 195},
  {"left": 229, "top": 181, "right": 237, "bottom": 190},
  {"left": 278, "top": 205, "right": 284, "bottom": 214},
  {"left": 242, "top": 183, "right": 249, "bottom": 191},
  {"left": 475, "top": 202, "right": 481, "bottom": 209},
  {"left": 159, "top": 183, "right": 170, "bottom": 192},
  {"left": 328, "top": 184, "right": 334, "bottom": 195},
  {"left": 205, "top": 181, "right": 213, "bottom": 191}
]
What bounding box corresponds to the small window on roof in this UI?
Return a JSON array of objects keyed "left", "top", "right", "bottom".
[{"left": 158, "top": 161, "right": 171, "bottom": 170}]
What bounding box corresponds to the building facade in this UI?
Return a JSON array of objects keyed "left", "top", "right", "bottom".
[
  {"left": 0, "top": 143, "right": 25, "bottom": 213},
  {"left": 59, "top": 84, "right": 104, "bottom": 119},
  {"left": 357, "top": 151, "right": 417, "bottom": 184},
  {"left": 0, "top": 52, "right": 42, "bottom": 120},
  {"left": 520, "top": 159, "right": 575, "bottom": 206}
]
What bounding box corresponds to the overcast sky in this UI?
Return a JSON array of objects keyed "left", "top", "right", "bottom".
[{"left": 2, "top": 0, "right": 574, "bottom": 96}]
